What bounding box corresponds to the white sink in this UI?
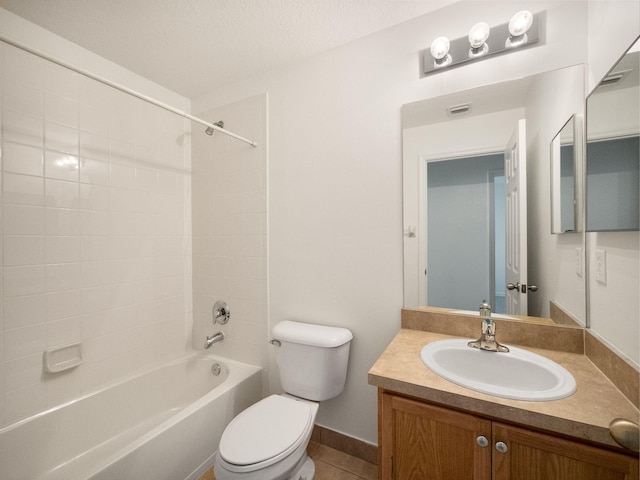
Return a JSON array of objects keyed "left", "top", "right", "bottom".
[{"left": 420, "top": 339, "right": 576, "bottom": 401}]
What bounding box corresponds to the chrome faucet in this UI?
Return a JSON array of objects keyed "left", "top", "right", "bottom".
[
  {"left": 204, "top": 331, "right": 225, "bottom": 349},
  {"left": 468, "top": 300, "right": 509, "bottom": 353}
]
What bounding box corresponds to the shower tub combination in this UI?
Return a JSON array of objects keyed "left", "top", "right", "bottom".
[{"left": 0, "top": 352, "right": 262, "bottom": 480}]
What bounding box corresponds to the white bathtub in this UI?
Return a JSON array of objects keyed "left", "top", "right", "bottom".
[{"left": 0, "top": 352, "right": 263, "bottom": 480}]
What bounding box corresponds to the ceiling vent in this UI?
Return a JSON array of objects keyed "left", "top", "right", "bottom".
[
  {"left": 447, "top": 103, "right": 472, "bottom": 116},
  {"left": 600, "top": 69, "right": 631, "bottom": 87}
]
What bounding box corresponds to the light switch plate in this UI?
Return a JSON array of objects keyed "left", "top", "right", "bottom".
[{"left": 595, "top": 249, "right": 607, "bottom": 284}]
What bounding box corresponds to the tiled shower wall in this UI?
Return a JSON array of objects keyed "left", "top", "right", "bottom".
[
  {"left": 191, "top": 94, "right": 268, "bottom": 382},
  {"left": 0, "top": 42, "right": 192, "bottom": 427}
]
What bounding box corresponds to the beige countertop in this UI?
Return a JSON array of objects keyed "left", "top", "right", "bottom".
[{"left": 368, "top": 328, "right": 639, "bottom": 452}]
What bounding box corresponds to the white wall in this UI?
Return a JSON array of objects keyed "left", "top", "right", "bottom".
[
  {"left": 0, "top": 9, "right": 192, "bottom": 427},
  {"left": 194, "top": 1, "right": 593, "bottom": 444}
]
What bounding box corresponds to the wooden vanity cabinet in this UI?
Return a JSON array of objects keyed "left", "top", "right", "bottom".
[{"left": 379, "top": 391, "right": 639, "bottom": 480}]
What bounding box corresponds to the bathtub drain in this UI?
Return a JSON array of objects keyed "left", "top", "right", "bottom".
[{"left": 211, "top": 363, "right": 222, "bottom": 376}]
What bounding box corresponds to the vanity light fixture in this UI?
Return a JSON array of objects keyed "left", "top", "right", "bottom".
[{"left": 423, "top": 10, "right": 540, "bottom": 75}]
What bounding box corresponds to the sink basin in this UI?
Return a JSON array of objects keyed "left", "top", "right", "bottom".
[{"left": 420, "top": 339, "right": 576, "bottom": 401}]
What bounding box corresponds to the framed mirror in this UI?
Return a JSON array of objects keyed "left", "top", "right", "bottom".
[
  {"left": 550, "top": 116, "right": 580, "bottom": 234},
  {"left": 586, "top": 38, "right": 640, "bottom": 232},
  {"left": 403, "top": 64, "right": 586, "bottom": 325}
]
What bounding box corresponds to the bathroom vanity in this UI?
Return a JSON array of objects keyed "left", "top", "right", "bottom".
[{"left": 368, "top": 311, "right": 639, "bottom": 480}]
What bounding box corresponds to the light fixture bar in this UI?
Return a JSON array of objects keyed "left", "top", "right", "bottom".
[{"left": 423, "top": 12, "right": 540, "bottom": 76}]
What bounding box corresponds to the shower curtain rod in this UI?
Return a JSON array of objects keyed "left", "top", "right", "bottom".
[{"left": 0, "top": 35, "right": 258, "bottom": 147}]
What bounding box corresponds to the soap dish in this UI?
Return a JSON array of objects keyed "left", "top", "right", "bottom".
[{"left": 43, "top": 343, "right": 83, "bottom": 373}]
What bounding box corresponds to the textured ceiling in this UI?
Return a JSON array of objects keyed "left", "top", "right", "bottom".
[{"left": 0, "top": 0, "right": 453, "bottom": 98}]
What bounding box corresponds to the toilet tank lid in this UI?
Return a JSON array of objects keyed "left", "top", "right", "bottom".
[{"left": 273, "top": 321, "right": 353, "bottom": 347}]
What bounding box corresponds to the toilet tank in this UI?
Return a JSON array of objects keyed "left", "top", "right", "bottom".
[{"left": 272, "top": 321, "right": 353, "bottom": 402}]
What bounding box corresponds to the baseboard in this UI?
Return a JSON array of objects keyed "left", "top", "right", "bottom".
[{"left": 311, "top": 425, "right": 378, "bottom": 465}]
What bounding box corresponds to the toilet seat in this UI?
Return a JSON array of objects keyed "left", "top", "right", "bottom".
[{"left": 218, "top": 395, "right": 315, "bottom": 473}]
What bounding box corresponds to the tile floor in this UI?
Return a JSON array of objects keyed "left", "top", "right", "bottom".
[
  {"left": 307, "top": 441, "right": 377, "bottom": 480},
  {"left": 202, "top": 441, "right": 378, "bottom": 480}
]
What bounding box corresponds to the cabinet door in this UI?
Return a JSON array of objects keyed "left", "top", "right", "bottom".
[
  {"left": 379, "top": 392, "right": 491, "bottom": 480},
  {"left": 492, "top": 422, "right": 639, "bottom": 480}
]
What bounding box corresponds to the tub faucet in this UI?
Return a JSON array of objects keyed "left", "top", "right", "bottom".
[
  {"left": 204, "top": 331, "right": 225, "bottom": 349},
  {"left": 468, "top": 300, "right": 509, "bottom": 353}
]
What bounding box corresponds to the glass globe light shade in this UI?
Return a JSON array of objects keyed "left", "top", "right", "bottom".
[
  {"left": 430, "top": 36, "right": 450, "bottom": 60},
  {"left": 468, "top": 22, "right": 490, "bottom": 48},
  {"left": 509, "top": 11, "right": 533, "bottom": 37}
]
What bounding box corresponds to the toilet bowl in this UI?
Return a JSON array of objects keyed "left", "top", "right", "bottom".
[
  {"left": 213, "top": 394, "right": 319, "bottom": 480},
  {"left": 213, "top": 320, "right": 353, "bottom": 480}
]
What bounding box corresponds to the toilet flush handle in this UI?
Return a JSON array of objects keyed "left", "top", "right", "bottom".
[{"left": 269, "top": 339, "right": 281, "bottom": 347}]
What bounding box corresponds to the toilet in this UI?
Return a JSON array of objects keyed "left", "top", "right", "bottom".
[{"left": 213, "top": 320, "right": 353, "bottom": 480}]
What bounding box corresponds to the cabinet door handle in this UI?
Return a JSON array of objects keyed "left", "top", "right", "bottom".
[
  {"left": 495, "top": 441, "right": 509, "bottom": 453},
  {"left": 476, "top": 435, "right": 489, "bottom": 447}
]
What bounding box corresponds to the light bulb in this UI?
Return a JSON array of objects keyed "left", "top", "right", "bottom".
[
  {"left": 430, "top": 36, "right": 450, "bottom": 60},
  {"left": 509, "top": 10, "right": 533, "bottom": 37},
  {"left": 468, "top": 22, "right": 490, "bottom": 49}
]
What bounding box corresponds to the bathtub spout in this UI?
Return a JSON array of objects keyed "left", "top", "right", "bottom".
[{"left": 205, "top": 332, "right": 225, "bottom": 349}]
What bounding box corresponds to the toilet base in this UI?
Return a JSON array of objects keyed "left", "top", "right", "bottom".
[
  {"left": 296, "top": 455, "right": 315, "bottom": 480},
  {"left": 214, "top": 450, "right": 316, "bottom": 480}
]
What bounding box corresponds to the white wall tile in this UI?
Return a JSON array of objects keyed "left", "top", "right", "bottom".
[
  {"left": 3, "top": 82, "right": 44, "bottom": 118},
  {"left": 3, "top": 205, "right": 45, "bottom": 235},
  {"left": 2, "top": 142, "right": 43, "bottom": 176},
  {"left": 44, "top": 151, "right": 80, "bottom": 181},
  {"left": 45, "top": 263, "right": 82, "bottom": 292},
  {"left": 45, "top": 95, "right": 79, "bottom": 129},
  {"left": 5, "top": 354, "right": 43, "bottom": 391},
  {"left": 4, "top": 235, "right": 45, "bottom": 266},
  {"left": 3, "top": 265, "right": 46, "bottom": 298},
  {"left": 80, "top": 183, "right": 109, "bottom": 211},
  {"left": 3, "top": 295, "right": 46, "bottom": 329},
  {"left": 79, "top": 158, "right": 110, "bottom": 186},
  {"left": 45, "top": 63, "right": 79, "bottom": 102},
  {"left": 4, "top": 324, "right": 46, "bottom": 360},
  {"left": 79, "top": 131, "right": 110, "bottom": 162},
  {"left": 2, "top": 110, "right": 43, "bottom": 147},
  {"left": 45, "top": 208, "right": 81, "bottom": 236},
  {"left": 45, "top": 178, "right": 80, "bottom": 208},
  {"left": 45, "top": 291, "right": 83, "bottom": 322},
  {"left": 45, "top": 122, "right": 78, "bottom": 155},
  {"left": 45, "top": 236, "right": 81, "bottom": 264},
  {"left": 4, "top": 173, "right": 44, "bottom": 206},
  {"left": 45, "top": 316, "right": 81, "bottom": 347}
]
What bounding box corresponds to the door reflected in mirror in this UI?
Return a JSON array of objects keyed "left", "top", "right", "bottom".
[
  {"left": 426, "top": 153, "right": 506, "bottom": 312},
  {"left": 551, "top": 116, "right": 578, "bottom": 234}
]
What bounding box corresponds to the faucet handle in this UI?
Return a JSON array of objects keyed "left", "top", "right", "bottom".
[{"left": 479, "top": 300, "right": 491, "bottom": 318}]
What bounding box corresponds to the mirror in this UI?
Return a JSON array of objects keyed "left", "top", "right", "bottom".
[
  {"left": 586, "top": 38, "right": 640, "bottom": 232},
  {"left": 585, "top": 36, "right": 640, "bottom": 367},
  {"left": 551, "top": 116, "right": 579, "bottom": 234},
  {"left": 403, "top": 65, "right": 586, "bottom": 325}
]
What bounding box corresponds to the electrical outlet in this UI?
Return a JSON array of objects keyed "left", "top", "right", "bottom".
[
  {"left": 575, "top": 247, "right": 582, "bottom": 277},
  {"left": 595, "top": 249, "right": 607, "bottom": 284}
]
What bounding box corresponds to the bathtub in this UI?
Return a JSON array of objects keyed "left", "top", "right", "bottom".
[{"left": 0, "top": 352, "right": 263, "bottom": 480}]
